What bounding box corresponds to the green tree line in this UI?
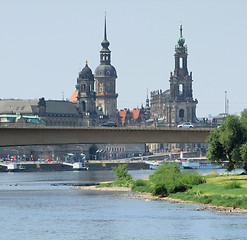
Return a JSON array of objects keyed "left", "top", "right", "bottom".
[{"left": 207, "top": 109, "right": 247, "bottom": 172}]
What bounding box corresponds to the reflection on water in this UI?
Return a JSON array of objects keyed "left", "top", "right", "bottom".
[{"left": 0, "top": 170, "right": 247, "bottom": 240}]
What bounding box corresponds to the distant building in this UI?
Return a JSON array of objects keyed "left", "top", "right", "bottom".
[
  {"left": 0, "top": 15, "right": 118, "bottom": 127},
  {"left": 94, "top": 16, "right": 118, "bottom": 122},
  {"left": 150, "top": 24, "right": 198, "bottom": 127},
  {"left": 69, "top": 14, "right": 118, "bottom": 124},
  {"left": 0, "top": 113, "right": 44, "bottom": 127},
  {"left": 117, "top": 99, "right": 150, "bottom": 127}
]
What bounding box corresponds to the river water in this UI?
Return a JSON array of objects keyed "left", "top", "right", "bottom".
[{"left": 0, "top": 169, "right": 247, "bottom": 240}]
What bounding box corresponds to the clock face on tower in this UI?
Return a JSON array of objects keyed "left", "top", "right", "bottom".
[
  {"left": 106, "top": 82, "right": 110, "bottom": 87},
  {"left": 106, "top": 99, "right": 111, "bottom": 104}
]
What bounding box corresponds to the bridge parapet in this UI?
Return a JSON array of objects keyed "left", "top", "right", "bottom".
[{"left": 0, "top": 126, "right": 213, "bottom": 146}]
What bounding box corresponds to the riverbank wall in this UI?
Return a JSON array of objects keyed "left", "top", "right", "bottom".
[{"left": 0, "top": 161, "right": 150, "bottom": 172}]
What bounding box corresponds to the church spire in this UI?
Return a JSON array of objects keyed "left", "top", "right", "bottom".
[
  {"left": 178, "top": 24, "right": 185, "bottom": 47},
  {"left": 104, "top": 11, "right": 107, "bottom": 41},
  {"left": 101, "top": 11, "right": 110, "bottom": 50},
  {"left": 100, "top": 11, "right": 111, "bottom": 65}
]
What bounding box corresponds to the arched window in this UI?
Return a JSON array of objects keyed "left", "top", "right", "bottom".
[
  {"left": 179, "top": 58, "right": 183, "bottom": 68},
  {"left": 81, "top": 84, "right": 86, "bottom": 92},
  {"left": 179, "top": 109, "right": 184, "bottom": 118},
  {"left": 179, "top": 84, "right": 183, "bottom": 95},
  {"left": 82, "top": 101, "right": 86, "bottom": 112}
]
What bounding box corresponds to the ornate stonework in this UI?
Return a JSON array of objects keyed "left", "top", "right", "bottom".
[
  {"left": 150, "top": 25, "right": 197, "bottom": 127},
  {"left": 94, "top": 15, "right": 118, "bottom": 121}
]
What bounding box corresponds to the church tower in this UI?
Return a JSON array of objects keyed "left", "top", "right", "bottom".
[
  {"left": 94, "top": 14, "right": 118, "bottom": 121},
  {"left": 166, "top": 24, "right": 197, "bottom": 125},
  {"left": 76, "top": 61, "right": 96, "bottom": 116}
]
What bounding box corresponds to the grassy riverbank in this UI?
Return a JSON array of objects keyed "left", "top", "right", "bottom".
[
  {"left": 97, "top": 164, "right": 247, "bottom": 210},
  {"left": 170, "top": 173, "right": 247, "bottom": 209}
]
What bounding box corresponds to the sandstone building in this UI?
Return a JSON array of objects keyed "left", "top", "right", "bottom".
[{"left": 150, "top": 24, "right": 198, "bottom": 127}]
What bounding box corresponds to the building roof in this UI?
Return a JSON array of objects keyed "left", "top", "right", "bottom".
[
  {"left": 94, "top": 64, "right": 117, "bottom": 78},
  {"left": 69, "top": 90, "right": 78, "bottom": 102},
  {"left": 118, "top": 109, "right": 141, "bottom": 126},
  {"left": 46, "top": 100, "right": 77, "bottom": 115},
  {"left": 0, "top": 99, "right": 78, "bottom": 116},
  {"left": 78, "top": 62, "right": 94, "bottom": 80},
  {"left": 0, "top": 99, "right": 39, "bottom": 115}
]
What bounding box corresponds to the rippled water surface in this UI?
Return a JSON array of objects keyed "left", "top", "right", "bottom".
[{"left": 1, "top": 170, "right": 247, "bottom": 240}]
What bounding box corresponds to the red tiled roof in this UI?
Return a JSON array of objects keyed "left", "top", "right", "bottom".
[
  {"left": 118, "top": 110, "right": 127, "bottom": 125},
  {"left": 117, "top": 109, "right": 141, "bottom": 125},
  {"left": 70, "top": 90, "right": 78, "bottom": 102},
  {"left": 131, "top": 109, "right": 140, "bottom": 120}
]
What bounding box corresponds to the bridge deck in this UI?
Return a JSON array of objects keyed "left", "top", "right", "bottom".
[{"left": 0, "top": 127, "right": 212, "bottom": 146}]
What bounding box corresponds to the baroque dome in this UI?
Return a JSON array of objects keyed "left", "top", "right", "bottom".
[
  {"left": 94, "top": 64, "right": 117, "bottom": 78},
  {"left": 79, "top": 62, "right": 93, "bottom": 79}
]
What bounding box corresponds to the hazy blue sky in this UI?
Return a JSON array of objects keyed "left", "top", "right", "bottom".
[{"left": 0, "top": 0, "right": 246, "bottom": 117}]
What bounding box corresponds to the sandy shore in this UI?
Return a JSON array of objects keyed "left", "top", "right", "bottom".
[{"left": 76, "top": 184, "right": 247, "bottom": 214}]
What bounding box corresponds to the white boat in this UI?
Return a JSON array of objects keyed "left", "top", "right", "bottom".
[
  {"left": 182, "top": 159, "right": 221, "bottom": 169},
  {"left": 145, "top": 161, "right": 161, "bottom": 170}
]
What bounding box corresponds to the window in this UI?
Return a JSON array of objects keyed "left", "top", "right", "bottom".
[
  {"left": 179, "top": 109, "right": 184, "bottom": 118},
  {"left": 179, "top": 84, "right": 183, "bottom": 95},
  {"left": 82, "top": 101, "right": 86, "bottom": 112},
  {"left": 179, "top": 58, "right": 183, "bottom": 68},
  {"left": 81, "top": 84, "right": 86, "bottom": 92}
]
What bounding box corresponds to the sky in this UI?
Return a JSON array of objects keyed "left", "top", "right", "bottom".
[{"left": 0, "top": 0, "right": 246, "bottom": 118}]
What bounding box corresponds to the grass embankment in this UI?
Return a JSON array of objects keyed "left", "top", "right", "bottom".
[
  {"left": 98, "top": 163, "right": 247, "bottom": 210},
  {"left": 170, "top": 173, "right": 247, "bottom": 209}
]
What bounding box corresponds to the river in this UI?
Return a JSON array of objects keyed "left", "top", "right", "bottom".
[{"left": 0, "top": 169, "right": 247, "bottom": 240}]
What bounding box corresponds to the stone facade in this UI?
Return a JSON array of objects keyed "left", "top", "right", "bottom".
[
  {"left": 94, "top": 16, "right": 118, "bottom": 122},
  {"left": 150, "top": 24, "right": 198, "bottom": 127}
]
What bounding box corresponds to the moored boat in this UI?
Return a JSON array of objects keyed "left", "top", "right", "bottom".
[{"left": 182, "top": 159, "right": 221, "bottom": 169}]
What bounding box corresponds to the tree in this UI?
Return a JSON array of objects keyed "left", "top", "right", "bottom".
[
  {"left": 112, "top": 164, "right": 132, "bottom": 181},
  {"left": 240, "top": 143, "right": 247, "bottom": 172},
  {"left": 207, "top": 113, "right": 246, "bottom": 172},
  {"left": 89, "top": 144, "right": 98, "bottom": 160},
  {"left": 149, "top": 162, "right": 203, "bottom": 196}
]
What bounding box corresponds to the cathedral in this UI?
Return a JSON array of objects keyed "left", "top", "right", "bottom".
[{"left": 150, "top": 24, "right": 198, "bottom": 127}]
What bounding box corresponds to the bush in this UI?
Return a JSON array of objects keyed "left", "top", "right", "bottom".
[
  {"left": 180, "top": 172, "right": 204, "bottom": 188},
  {"left": 112, "top": 164, "right": 132, "bottom": 181},
  {"left": 132, "top": 179, "right": 148, "bottom": 187},
  {"left": 224, "top": 181, "right": 241, "bottom": 189},
  {"left": 149, "top": 162, "right": 204, "bottom": 196},
  {"left": 131, "top": 179, "right": 152, "bottom": 193},
  {"left": 151, "top": 183, "right": 167, "bottom": 196}
]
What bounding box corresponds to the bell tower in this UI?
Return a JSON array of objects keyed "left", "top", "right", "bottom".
[
  {"left": 94, "top": 13, "right": 118, "bottom": 121},
  {"left": 170, "top": 24, "right": 193, "bottom": 101},
  {"left": 167, "top": 24, "right": 197, "bottom": 125},
  {"left": 76, "top": 61, "right": 96, "bottom": 116}
]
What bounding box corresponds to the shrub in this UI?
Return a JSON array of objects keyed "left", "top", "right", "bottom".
[
  {"left": 132, "top": 179, "right": 152, "bottom": 193},
  {"left": 149, "top": 162, "right": 183, "bottom": 196},
  {"left": 132, "top": 179, "right": 148, "bottom": 187},
  {"left": 112, "top": 164, "right": 132, "bottom": 181},
  {"left": 180, "top": 172, "right": 204, "bottom": 188},
  {"left": 149, "top": 162, "right": 204, "bottom": 196},
  {"left": 224, "top": 181, "right": 241, "bottom": 189},
  {"left": 151, "top": 183, "right": 167, "bottom": 197}
]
